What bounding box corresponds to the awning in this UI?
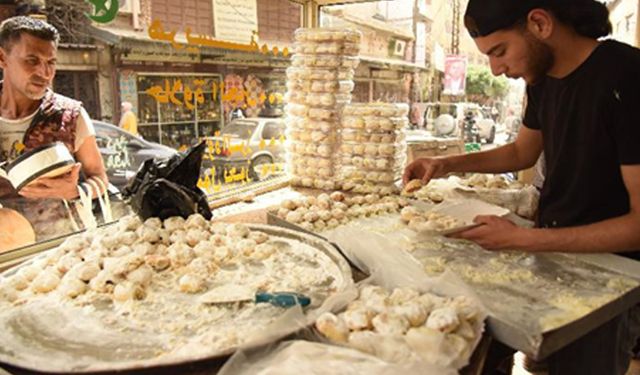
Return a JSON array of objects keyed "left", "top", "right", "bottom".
[
  {"left": 360, "top": 56, "right": 428, "bottom": 72},
  {"left": 88, "top": 25, "right": 291, "bottom": 67}
]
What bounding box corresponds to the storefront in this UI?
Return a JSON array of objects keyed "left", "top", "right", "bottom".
[{"left": 90, "top": 25, "right": 290, "bottom": 149}]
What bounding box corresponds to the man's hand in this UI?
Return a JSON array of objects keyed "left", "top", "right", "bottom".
[
  {"left": 19, "top": 163, "right": 81, "bottom": 200},
  {"left": 450, "top": 215, "right": 529, "bottom": 250},
  {"left": 402, "top": 157, "right": 448, "bottom": 185}
]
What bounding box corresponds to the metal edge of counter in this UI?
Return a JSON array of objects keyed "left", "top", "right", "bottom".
[
  {"left": 536, "top": 285, "right": 640, "bottom": 360},
  {"left": 0, "top": 236, "right": 66, "bottom": 272},
  {"left": 533, "top": 253, "right": 640, "bottom": 360},
  {"left": 0, "top": 222, "right": 119, "bottom": 272}
]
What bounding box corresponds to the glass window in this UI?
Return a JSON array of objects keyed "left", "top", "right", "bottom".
[
  {"left": 222, "top": 120, "right": 259, "bottom": 138},
  {"left": 261, "top": 121, "right": 285, "bottom": 140}
]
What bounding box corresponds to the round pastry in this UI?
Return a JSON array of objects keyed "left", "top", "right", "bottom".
[{"left": 402, "top": 179, "right": 423, "bottom": 194}]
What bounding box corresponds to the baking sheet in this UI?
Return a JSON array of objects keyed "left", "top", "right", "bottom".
[
  {"left": 0, "top": 224, "right": 354, "bottom": 373},
  {"left": 313, "top": 214, "right": 640, "bottom": 360}
]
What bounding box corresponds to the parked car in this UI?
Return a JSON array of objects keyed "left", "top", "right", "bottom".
[
  {"left": 424, "top": 102, "right": 497, "bottom": 143},
  {"left": 200, "top": 117, "right": 286, "bottom": 182},
  {"left": 93, "top": 121, "right": 177, "bottom": 189}
]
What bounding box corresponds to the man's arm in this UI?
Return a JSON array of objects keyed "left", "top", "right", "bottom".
[
  {"left": 458, "top": 165, "right": 640, "bottom": 253},
  {"left": 403, "top": 126, "right": 543, "bottom": 184}
]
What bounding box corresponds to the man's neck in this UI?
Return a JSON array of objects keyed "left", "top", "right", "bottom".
[
  {"left": 548, "top": 30, "right": 600, "bottom": 79},
  {"left": 0, "top": 85, "right": 40, "bottom": 120}
]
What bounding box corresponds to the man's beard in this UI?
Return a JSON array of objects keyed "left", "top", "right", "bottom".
[{"left": 524, "top": 32, "right": 554, "bottom": 85}]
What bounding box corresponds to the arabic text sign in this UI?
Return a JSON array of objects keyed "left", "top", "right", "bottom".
[
  {"left": 145, "top": 78, "right": 283, "bottom": 111},
  {"left": 214, "top": 0, "right": 257, "bottom": 45},
  {"left": 197, "top": 133, "right": 286, "bottom": 191}
]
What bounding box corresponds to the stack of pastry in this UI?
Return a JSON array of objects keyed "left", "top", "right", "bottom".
[
  {"left": 285, "top": 28, "right": 361, "bottom": 190},
  {"left": 338, "top": 103, "right": 409, "bottom": 195}
]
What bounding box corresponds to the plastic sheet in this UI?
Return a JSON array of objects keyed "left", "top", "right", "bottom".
[{"left": 218, "top": 340, "right": 454, "bottom": 375}]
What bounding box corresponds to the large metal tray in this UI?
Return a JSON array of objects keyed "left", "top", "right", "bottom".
[
  {"left": 0, "top": 224, "right": 353, "bottom": 373},
  {"left": 291, "top": 213, "right": 640, "bottom": 360}
]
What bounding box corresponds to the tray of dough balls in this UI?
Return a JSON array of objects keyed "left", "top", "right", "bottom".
[
  {"left": 269, "top": 192, "right": 408, "bottom": 235},
  {"left": 314, "top": 283, "right": 485, "bottom": 370},
  {"left": 311, "top": 198, "right": 640, "bottom": 360},
  {"left": 0, "top": 215, "right": 354, "bottom": 373}
]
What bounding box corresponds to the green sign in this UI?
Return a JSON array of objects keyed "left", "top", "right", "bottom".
[{"left": 86, "top": 0, "right": 119, "bottom": 24}]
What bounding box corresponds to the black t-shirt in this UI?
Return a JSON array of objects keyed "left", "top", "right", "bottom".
[{"left": 524, "top": 40, "right": 640, "bottom": 261}]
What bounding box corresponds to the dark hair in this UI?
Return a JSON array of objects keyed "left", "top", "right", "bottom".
[
  {"left": 547, "top": 1, "right": 612, "bottom": 38},
  {"left": 0, "top": 16, "right": 59, "bottom": 51},
  {"left": 513, "top": 1, "right": 612, "bottom": 39}
]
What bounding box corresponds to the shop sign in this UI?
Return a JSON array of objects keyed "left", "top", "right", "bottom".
[
  {"left": 86, "top": 0, "right": 119, "bottom": 24},
  {"left": 144, "top": 78, "right": 283, "bottom": 111},
  {"left": 148, "top": 19, "right": 288, "bottom": 57},
  {"left": 213, "top": 0, "right": 257, "bottom": 45}
]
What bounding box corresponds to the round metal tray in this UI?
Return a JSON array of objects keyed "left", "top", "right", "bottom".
[{"left": 0, "top": 224, "right": 353, "bottom": 373}]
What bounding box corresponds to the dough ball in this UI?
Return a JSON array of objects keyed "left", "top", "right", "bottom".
[
  {"left": 59, "top": 276, "right": 87, "bottom": 299},
  {"left": 185, "top": 214, "right": 208, "bottom": 230},
  {"left": 145, "top": 254, "right": 171, "bottom": 271},
  {"left": 403, "top": 179, "right": 423, "bottom": 195},
  {"left": 315, "top": 312, "right": 349, "bottom": 343},
  {"left": 426, "top": 306, "right": 460, "bottom": 333},
  {"left": 388, "top": 287, "right": 420, "bottom": 305},
  {"left": 31, "top": 268, "right": 61, "bottom": 293},
  {"left": 163, "top": 216, "right": 186, "bottom": 232},
  {"left": 178, "top": 274, "right": 206, "bottom": 293},
  {"left": 113, "top": 281, "right": 146, "bottom": 302},
  {"left": 371, "top": 312, "right": 410, "bottom": 335}
]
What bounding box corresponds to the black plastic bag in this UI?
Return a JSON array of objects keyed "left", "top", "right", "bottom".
[{"left": 122, "top": 141, "right": 212, "bottom": 221}]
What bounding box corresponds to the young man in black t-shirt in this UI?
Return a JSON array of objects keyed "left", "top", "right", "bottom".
[{"left": 403, "top": 0, "right": 640, "bottom": 373}]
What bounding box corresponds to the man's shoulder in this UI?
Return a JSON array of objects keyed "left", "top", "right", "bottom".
[
  {"left": 599, "top": 40, "right": 640, "bottom": 70},
  {"left": 47, "top": 91, "right": 83, "bottom": 112}
]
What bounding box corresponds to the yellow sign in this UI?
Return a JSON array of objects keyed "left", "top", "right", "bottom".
[
  {"left": 147, "top": 20, "right": 289, "bottom": 57},
  {"left": 196, "top": 132, "right": 286, "bottom": 193},
  {"left": 145, "top": 78, "right": 283, "bottom": 111}
]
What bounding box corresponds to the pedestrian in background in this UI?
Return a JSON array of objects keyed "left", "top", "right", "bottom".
[{"left": 119, "top": 101, "right": 138, "bottom": 136}]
